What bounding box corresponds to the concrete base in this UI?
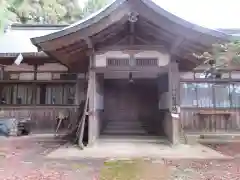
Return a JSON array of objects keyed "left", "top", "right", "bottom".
[
  {"left": 186, "top": 132, "right": 240, "bottom": 144},
  {"left": 47, "top": 139, "right": 230, "bottom": 160}
]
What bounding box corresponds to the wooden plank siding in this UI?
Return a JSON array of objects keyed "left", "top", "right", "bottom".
[
  {"left": 0, "top": 106, "right": 78, "bottom": 132},
  {"left": 180, "top": 108, "right": 240, "bottom": 132},
  {"left": 180, "top": 70, "right": 240, "bottom": 133}
]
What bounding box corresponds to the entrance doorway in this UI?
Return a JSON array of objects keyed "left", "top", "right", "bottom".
[{"left": 102, "top": 79, "right": 165, "bottom": 137}]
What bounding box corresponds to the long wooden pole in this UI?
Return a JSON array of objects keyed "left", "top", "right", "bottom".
[{"left": 77, "top": 75, "right": 91, "bottom": 149}]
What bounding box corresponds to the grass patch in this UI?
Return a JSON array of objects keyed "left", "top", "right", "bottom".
[
  {"left": 100, "top": 159, "right": 171, "bottom": 180},
  {"left": 100, "top": 159, "right": 141, "bottom": 180}
]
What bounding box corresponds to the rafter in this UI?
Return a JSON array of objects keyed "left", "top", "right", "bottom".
[
  {"left": 134, "top": 36, "right": 152, "bottom": 45},
  {"left": 92, "top": 17, "right": 128, "bottom": 42},
  {"left": 138, "top": 18, "right": 176, "bottom": 40}
]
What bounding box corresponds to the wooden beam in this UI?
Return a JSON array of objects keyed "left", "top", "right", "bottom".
[
  {"left": 67, "top": 47, "right": 87, "bottom": 56},
  {"left": 134, "top": 36, "right": 152, "bottom": 45},
  {"left": 93, "top": 66, "right": 168, "bottom": 73},
  {"left": 135, "top": 24, "right": 172, "bottom": 47},
  {"left": 135, "top": 32, "right": 170, "bottom": 47},
  {"left": 57, "top": 41, "right": 86, "bottom": 54},
  {"left": 129, "top": 21, "right": 135, "bottom": 45},
  {"left": 84, "top": 37, "right": 93, "bottom": 49},
  {"left": 95, "top": 30, "right": 130, "bottom": 49},
  {"left": 170, "top": 36, "right": 185, "bottom": 54},
  {"left": 94, "top": 28, "right": 127, "bottom": 46},
  {"left": 114, "top": 35, "right": 130, "bottom": 45},
  {"left": 95, "top": 45, "right": 166, "bottom": 53},
  {"left": 138, "top": 18, "right": 176, "bottom": 40}
]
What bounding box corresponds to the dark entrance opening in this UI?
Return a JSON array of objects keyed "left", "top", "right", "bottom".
[{"left": 102, "top": 79, "right": 165, "bottom": 137}]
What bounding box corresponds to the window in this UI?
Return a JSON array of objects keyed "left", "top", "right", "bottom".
[
  {"left": 0, "top": 84, "right": 75, "bottom": 105},
  {"left": 197, "top": 83, "right": 214, "bottom": 108},
  {"left": 0, "top": 84, "right": 34, "bottom": 105},
  {"left": 231, "top": 84, "right": 240, "bottom": 108},
  {"left": 213, "top": 84, "right": 231, "bottom": 108},
  {"left": 36, "top": 84, "right": 75, "bottom": 105},
  {"left": 180, "top": 83, "right": 197, "bottom": 107},
  {"left": 181, "top": 82, "right": 232, "bottom": 108}
]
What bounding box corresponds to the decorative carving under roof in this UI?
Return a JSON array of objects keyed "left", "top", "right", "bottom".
[{"left": 128, "top": 12, "right": 139, "bottom": 23}]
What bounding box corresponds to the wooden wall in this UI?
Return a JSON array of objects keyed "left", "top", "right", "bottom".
[
  {"left": 180, "top": 70, "right": 240, "bottom": 134},
  {"left": 0, "top": 106, "right": 78, "bottom": 133},
  {"left": 180, "top": 108, "right": 240, "bottom": 133}
]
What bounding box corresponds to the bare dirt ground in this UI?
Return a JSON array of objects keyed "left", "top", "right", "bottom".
[
  {"left": 0, "top": 135, "right": 103, "bottom": 180},
  {"left": 1, "top": 135, "right": 240, "bottom": 180},
  {"left": 165, "top": 143, "right": 240, "bottom": 180}
]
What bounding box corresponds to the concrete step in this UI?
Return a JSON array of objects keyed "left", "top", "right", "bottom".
[
  {"left": 102, "top": 128, "right": 146, "bottom": 135},
  {"left": 106, "top": 121, "right": 143, "bottom": 126},
  {"left": 99, "top": 135, "right": 169, "bottom": 144},
  {"left": 105, "top": 124, "right": 143, "bottom": 129},
  {"left": 198, "top": 138, "right": 240, "bottom": 144}
]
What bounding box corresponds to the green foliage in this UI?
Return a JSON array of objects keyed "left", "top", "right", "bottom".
[
  {"left": 193, "top": 40, "right": 240, "bottom": 77},
  {"left": 82, "top": 0, "right": 108, "bottom": 17},
  {"left": 0, "top": 0, "right": 108, "bottom": 31},
  {"left": 194, "top": 41, "right": 240, "bottom": 67}
]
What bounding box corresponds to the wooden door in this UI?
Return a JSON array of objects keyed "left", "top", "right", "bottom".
[{"left": 104, "top": 80, "right": 139, "bottom": 122}]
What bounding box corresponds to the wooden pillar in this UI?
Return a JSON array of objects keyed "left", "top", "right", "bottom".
[
  {"left": 88, "top": 72, "right": 104, "bottom": 146},
  {"left": 95, "top": 73, "right": 104, "bottom": 140},
  {"left": 87, "top": 51, "right": 104, "bottom": 146},
  {"left": 88, "top": 69, "right": 96, "bottom": 146},
  {"left": 168, "top": 59, "right": 180, "bottom": 145},
  {"left": 33, "top": 64, "right": 38, "bottom": 105}
]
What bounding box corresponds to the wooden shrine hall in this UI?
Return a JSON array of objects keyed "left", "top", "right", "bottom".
[
  {"left": 0, "top": 0, "right": 234, "bottom": 146},
  {"left": 30, "top": 0, "right": 230, "bottom": 146}
]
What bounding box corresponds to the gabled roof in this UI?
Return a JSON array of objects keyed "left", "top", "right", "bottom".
[
  {"left": 30, "top": 0, "right": 232, "bottom": 72},
  {"left": 32, "top": 0, "right": 229, "bottom": 45}
]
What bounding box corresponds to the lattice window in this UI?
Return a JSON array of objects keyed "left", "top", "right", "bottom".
[
  {"left": 107, "top": 58, "right": 130, "bottom": 66},
  {"left": 136, "top": 58, "right": 158, "bottom": 66}
]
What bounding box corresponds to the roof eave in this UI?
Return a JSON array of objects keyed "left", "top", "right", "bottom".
[
  {"left": 31, "top": 0, "right": 231, "bottom": 47},
  {"left": 31, "top": 0, "right": 127, "bottom": 45}
]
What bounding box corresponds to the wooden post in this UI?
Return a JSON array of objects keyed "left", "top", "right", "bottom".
[
  {"left": 88, "top": 51, "right": 97, "bottom": 146},
  {"left": 168, "top": 59, "right": 180, "bottom": 145},
  {"left": 33, "top": 64, "right": 37, "bottom": 105}
]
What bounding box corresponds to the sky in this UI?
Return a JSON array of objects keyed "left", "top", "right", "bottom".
[
  {"left": 79, "top": 0, "right": 240, "bottom": 29},
  {"left": 153, "top": 0, "right": 239, "bottom": 29}
]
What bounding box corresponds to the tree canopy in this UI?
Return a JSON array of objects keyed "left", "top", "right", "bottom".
[
  {"left": 193, "top": 40, "right": 240, "bottom": 78},
  {"left": 0, "top": 0, "right": 108, "bottom": 30}
]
